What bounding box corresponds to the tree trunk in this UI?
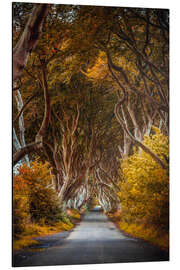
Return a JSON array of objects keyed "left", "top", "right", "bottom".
[
  {"left": 13, "top": 127, "right": 21, "bottom": 152},
  {"left": 58, "top": 174, "right": 71, "bottom": 206},
  {"left": 13, "top": 4, "right": 50, "bottom": 81},
  {"left": 13, "top": 142, "right": 41, "bottom": 166},
  {"left": 36, "top": 66, "right": 51, "bottom": 145},
  {"left": 114, "top": 102, "right": 167, "bottom": 169},
  {"left": 13, "top": 65, "right": 51, "bottom": 166},
  {"left": 14, "top": 90, "right": 29, "bottom": 164}
]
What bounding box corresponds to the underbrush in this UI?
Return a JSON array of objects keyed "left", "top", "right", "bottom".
[
  {"left": 119, "top": 221, "right": 169, "bottom": 251},
  {"left": 110, "top": 129, "right": 169, "bottom": 251},
  {"left": 66, "top": 208, "right": 81, "bottom": 220},
  {"left": 108, "top": 212, "right": 169, "bottom": 251},
  {"left": 13, "top": 162, "right": 82, "bottom": 252},
  {"left": 13, "top": 237, "right": 39, "bottom": 252},
  {"left": 13, "top": 218, "right": 76, "bottom": 252},
  {"left": 107, "top": 210, "right": 121, "bottom": 222}
]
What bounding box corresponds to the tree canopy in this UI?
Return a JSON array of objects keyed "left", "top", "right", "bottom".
[{"left": 13, "top": 3, "right": 169, "bottom": 213}]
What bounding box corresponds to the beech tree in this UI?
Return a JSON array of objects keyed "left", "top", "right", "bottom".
[
  {"left": 13, "top": 3, "right": 50, "bottom": 81},
  {"left": 13, "top": 3, "right": 169, "bottom": 211}
]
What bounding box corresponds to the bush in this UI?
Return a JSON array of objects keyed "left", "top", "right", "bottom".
[
  {"left": 119, "top": 128, "right": 169, "bottom": 231},
  {"left": 13, "top": 161, "right": 64, "bottom": 230},
  {"left": 13, "top": 161, "right": 79, "bottom": 251},
  {"left": 13, "top": 173, "right": 30, "bottom": 237},
  {"left": 66, "top": 208, "right": 81, "bottom": 220}
]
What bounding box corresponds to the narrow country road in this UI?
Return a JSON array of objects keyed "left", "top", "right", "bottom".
[{"left": 13, "top": 211, "right": 169, "bottom": 267}]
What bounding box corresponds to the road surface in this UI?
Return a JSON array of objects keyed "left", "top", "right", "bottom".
[{"left": 13, "top": 211, "right": 169, "bottom": 267}]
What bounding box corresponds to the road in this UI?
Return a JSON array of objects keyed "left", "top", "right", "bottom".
[{"left": 13, "top": 211, "right": 169, "bottom": 267}]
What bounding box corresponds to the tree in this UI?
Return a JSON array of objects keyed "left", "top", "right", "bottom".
[
  {"left": 119, "top": 128, "right": 169, "bottom": 230},
  {"left": 13, "top": 3, "right": 169, "bottom": 212},
  {"left": 13, "top": 3, "right": 50, "bottom": 81},
  {"left": 13, "top": 58, "right": 51, "bottom": 165}
]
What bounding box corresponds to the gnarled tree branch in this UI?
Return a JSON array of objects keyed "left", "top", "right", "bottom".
[{"left": 13, "top": 4, "right": 50, "bottom": 81}]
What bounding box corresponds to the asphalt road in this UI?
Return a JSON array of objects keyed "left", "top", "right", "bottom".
[{"left": 13, "top": 211, "right": 169, "bottom": 267}]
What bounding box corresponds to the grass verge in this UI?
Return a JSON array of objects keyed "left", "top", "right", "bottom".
[
  {"left": 107, "top": 211, "right": 169, "bottom": 252},
  {"left": 13, "top": 209, "right": 82, "bottom": 252}
]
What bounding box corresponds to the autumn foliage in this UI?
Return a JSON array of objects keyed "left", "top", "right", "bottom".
[
  {"left": 13, "top": 161, "right": 74, "bottom": 240},
  {"left": 114, "top": 128, "right": 169, "bottom": 248},
  {"left": 13, "top": 4, "right": 169, "bottom": 254}
]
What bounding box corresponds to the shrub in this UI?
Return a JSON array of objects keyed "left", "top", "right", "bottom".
[
  {"left": 13, "top": 161, "right": 63, "bottom": 228},
  {"left": 66, "top": 208, "right": 81, "bottom": 220},
  {"left": 119, "top": 128, "right": 169, "bottom": 231},
  {"left": 13, "top": 173, "right": 30, "bottom": 237}
]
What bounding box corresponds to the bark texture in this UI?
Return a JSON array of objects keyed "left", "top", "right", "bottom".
[{"left": 13, "top": 4, "right": 49, "bottom": 81}]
